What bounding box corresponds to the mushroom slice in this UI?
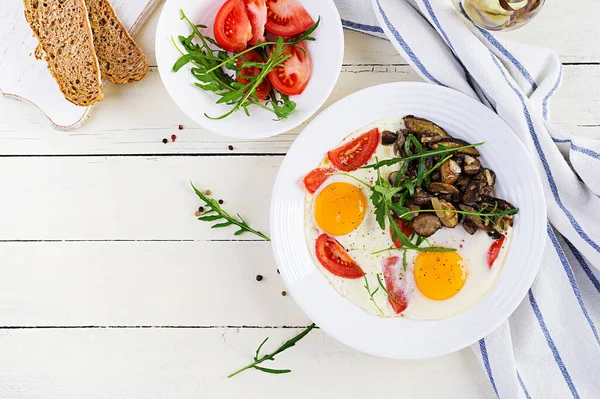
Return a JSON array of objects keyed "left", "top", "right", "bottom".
[
  {"left": 458, "top": 204, "right": 492, "bottom": 232},
  {"left": 462, "top": 218, "right": 479, "bottom": 235},
  {"left": 431, "top": 197, "right": 459, "bottom": 228},
  {"left": 413, "top": 187, "right": 434, "bottom": 205},
  {"left": 388, "top": 171, "right": 401, "bottom": 187},
  {"left": 430, "top": 138, "right": 480, "bottom": 156},
  {"left": 462, "top": 155, "right": 481, "bottom": 175},
  {"left": 403, "top": 115, "right": 450, "bottom": 143},
  {"left": 455, "top": 175, "right": 472, "bottom": 193},
  {"left": 394, "top": 129, "right": 408, "bottom": 155},
  {"left": 440, "top": 159, "right": 461, "bottom": 184},
  {"left": 411, "top": 214, "right": 442, "bottom": 237},
  {"left": 381, "top": 130, "right": 398, "bottom": 145},
  {"left": 428, "top": 182, "right": 460, "bottom": 196},
  {"left": 473, "top": 168, "right": 496, "bottom": 187}
]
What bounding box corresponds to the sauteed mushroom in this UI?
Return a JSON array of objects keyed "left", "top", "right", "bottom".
[
  {"left": 411, "top": 214, "right": 442, "bottom": 237},
  {"left": 430, "top": 138, "right": 480, "bottom": 156},
  {"left": 403, "top": 115, "right": 450, "bottom": 143},
  {"left": 458, "top": 204, "right": 492, "bottom": 232},
  {"left": 462, "top": 155, "right": 481, "bottom": 175},
  {"left": 431, "top": 197, "right": 459, "bottom": 228},
  {"left": 394, "top": 129, "right": 408, "bottom": 154},
  {"left": 428, "top": 182, "right": 459, "bottom": 196},
  {"left": 381, "top": 130, "right": 398, "bottom": 145},
  {"left": 462, "top": 218, "right": 479, "bottom": 235},
  {"left": 413, "top": 188, "right": 434, "bottom": 206},
  {"left": 440, "top": 159, "right": 461, "bottom": 184}
]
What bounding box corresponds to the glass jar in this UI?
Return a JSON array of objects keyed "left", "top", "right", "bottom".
[{"left": 452, "top": 0, "right": 545, "bottom": 31}]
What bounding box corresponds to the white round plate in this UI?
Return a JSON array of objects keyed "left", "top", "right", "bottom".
[
  {"left": 155, "top": 0, "right": 343, "bottom": 139},
  {"left": 271, "top": 82, "right": 546, "bottom": 359}
]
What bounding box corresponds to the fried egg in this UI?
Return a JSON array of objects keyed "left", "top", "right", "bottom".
[{"left": 304, "top": 117, "right": 513, "bottom": 320}]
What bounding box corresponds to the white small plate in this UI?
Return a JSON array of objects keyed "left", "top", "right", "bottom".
[
  {"left": 271, "top": 82, "right": 547, "bottom": 359},
  {"left": 155, "top": 0, "right": 343, "bottom": 139}
]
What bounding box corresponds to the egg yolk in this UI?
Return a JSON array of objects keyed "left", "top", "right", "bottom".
[
  {"left": 314, "top": 182, "right": 367, "bottom": 236},
  {"left": 414, "top": 252, "right": 467, "bottom": 300}
]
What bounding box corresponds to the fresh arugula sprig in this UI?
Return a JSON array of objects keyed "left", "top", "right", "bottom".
[
  {"left": 363, "top": 141, "right": 484, "bottom": 170},
  {"left": 362, "top": 274, "right": 384, "bottom": 316},
  {"left": 395, "top": 207, "right": 519, "bottom": 221},
  {"left": 191, "top": 182, "right": 270, "bottom": 241},
  {"left": 227, "top": 323, "right": 316, "bottom": 378},
  {"left": 173, "top": 10, "right": 319, "bottom": 120}
]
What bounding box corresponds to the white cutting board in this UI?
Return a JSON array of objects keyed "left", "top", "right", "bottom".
[{"left": 0, "top": 0, "right": 160, "bottom": 130}]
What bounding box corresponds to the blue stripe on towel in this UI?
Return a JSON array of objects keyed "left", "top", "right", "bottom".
[
  {"left": 517, "top": 371, "right": 532, "bottom": 399},
  {"left": 375, "top": 0, "right": 444, "bottom": 86},
  {"left": 478, "top": 29, "right": 537, "bottom": 91},
  {"left": 547, "top": 225, "right": 600, "bottom": 346},
  {"left": 479, "top": 338, "right": 500, "bottom": 398},
  {"left": 529, "top": 290, "right": 581, "bottom": 398},
  {"left": 543, "top": 64, "right": 562, "bottom": 120},
  {"left": 490, "top": 54, "right": 600, "bottom": 254},
  {"left": 553, "top": 138, "right": 600, "bottom": 161},
  {"left": 421, "top": 0, "right": 457, "bottom": 54},
  {"left": 340, "top": 19, "right": 384, "bottom": 34},
  {"left": 564, "top": 238, "right": 600, "bottom": 294}
]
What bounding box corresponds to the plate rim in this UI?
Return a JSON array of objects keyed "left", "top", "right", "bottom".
[{"left": 270, "top": 81, "right": 547, "bottom": 359}]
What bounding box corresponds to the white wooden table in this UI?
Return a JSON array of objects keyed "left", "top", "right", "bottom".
[{"left": 0, "top": 1, "right": 598, "bottom": 397}]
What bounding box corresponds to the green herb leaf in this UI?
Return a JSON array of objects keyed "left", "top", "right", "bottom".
[
  {"left": 227, "top": 323, "right": 316, "bottom": 378},
  {"left": 191, "top": 182, "right": 270, "bottom": 241}
]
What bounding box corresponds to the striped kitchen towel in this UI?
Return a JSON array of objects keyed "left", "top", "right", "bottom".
[{"left": 334, "top": 0, "right": 600, "bottom": 397}]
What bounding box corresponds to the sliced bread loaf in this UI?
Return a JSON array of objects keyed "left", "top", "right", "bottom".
[
  {"left": 85, "top": 0, "right": 148, "bottom": 84},
  {"left": 23, "top": 0, "right": 103, "bottom": 106}
]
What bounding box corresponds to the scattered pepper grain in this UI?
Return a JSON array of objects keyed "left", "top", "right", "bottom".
[
  {"left": 218, "top": 199, "right": 224, "bottom": 204},
  {"left": 256, "top": 275, "right": 263, "bottom": 281},
  {"left": 228, "top": 145, "right": 234, "bottom": 151},
  {"left": 205, "top": 189, "right": 212, "bottom": 195},
  {"left": 281, "top": 291, "right": 287, "bottom": 296},
  {"left": 162, "top": 138, "right": 168, "bottom": 144},
  {"left": 178, "top": 124, "right": 184, "bottom": 130},
  {"left": 194, "top": 211, "right": 201, "bottom": 217},
  {"left": 198, "top": 206, "right": 204, "bottom": 213}
]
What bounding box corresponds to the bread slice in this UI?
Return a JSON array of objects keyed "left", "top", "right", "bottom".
[
  {"left": 23, "top": 0, "right": 103, "bottom": 107},
  {"left": 85, "top": 0, "right": 148, "bottom": 84}
]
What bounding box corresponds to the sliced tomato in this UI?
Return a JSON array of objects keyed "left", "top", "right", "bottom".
[
  {"left": 214, "top": 0, "right": 253, "bottom": 52},
  {"left": 487, "top": 235, "right": 506, "bottom": 268},
  {"left": 268, "top": 41, "right": 311, "bottom": 96},
  {"left": 303, "top": 167, "right": 336, "bottom": 194},
  {"left": 327, "top": 128, "right": 380, "bottom": 171},
  {"left": 265, "top": 0, "right": 314, "bottom": 37},
  {"left": 243, "top": 0, "right": 267, "bottom": 45},
  {"left": 391, "top": 218, "right": 414, "bottom": 248},
  {"left": 315, "top": 234, "right": 364, "bottom": 279},
  {"left": 236, "top": 49, "right": 272, "bottom": 99},
  {"left": 382, "top": 257, "right": 409, "bottom": 314}
]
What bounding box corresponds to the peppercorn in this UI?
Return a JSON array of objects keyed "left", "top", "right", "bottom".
[{"left": 256, "top": 275, "right": 263, "bottom": 281}]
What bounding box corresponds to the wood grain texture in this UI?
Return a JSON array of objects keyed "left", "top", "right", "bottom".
[
  {"left": 0, "top": 328, "right": 494, "bottom": 399},
  {"left": 0, "top": 65, "right": 598, "bottom": 155}
]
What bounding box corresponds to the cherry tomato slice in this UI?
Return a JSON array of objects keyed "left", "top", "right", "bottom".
[
  {"left": 303, "top": 167, "right": 336, "bottom": 194},
  {"left": 327, "top": 128, "right": 380, "bottom": 171},
  {"left": 264, "top": 0, "right": 315, "bottom": 37},
  {"left": 315, "top": 234, "right": 364, "bottom": 279},
  {"left": 214, "top": 0, "right": 253, "bottom": 52},
  {"left": 268, "top": 42, "right": 312, "bottom": 96},
  {"left": 382, "top": 256, "right": 409, "bottom": 314},
  {"left": 487, "top": 235, "right": 506, "bottom": 268},
  {"left": 243, "top": 0, "right": 267, "bottom": 45},
  {"left": 391, "top": 218, "right": 414, "bottom": 248},
  {"left": 236, "top": 49, "right": 272, "bottom": 100}
]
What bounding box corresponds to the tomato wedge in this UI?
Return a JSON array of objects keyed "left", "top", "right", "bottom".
[
  {"left": 487, "top": 235, "right": 506, "bottom": 268},
  {"left": 382, "top": 257, "right": 408, "bottom": 314},
  {"left": 243, "top": 0, "right": 267, "bottom": 45},
  {"left": 268, "top": 41, "right": 312, "bottom": 96},
  {"left": 265, "top": 0, "right": 314, "bottom": 37},
  {"left": 315, "top": 234, "right": 364, "bottom": 279},
  {"left": 391, "top": 218, "right": 414, "bottom": 248},
  {"left": 214, "top": 0, "right": 253, "bottom": 52},
  {"left": 236, "top": 49, "right": 272, "bottom": 100},
  {"left": 327, "top": 128, "right": 380, "bottom": 171},
  {"left": 303, "top": 167, "right": 336, "bottom": 194}
]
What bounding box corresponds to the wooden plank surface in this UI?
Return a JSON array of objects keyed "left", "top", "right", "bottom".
[
  {"left": 0, "top": 328, "right": 493, "bottom": 399},
  {"left": 0, "top": 64, "right": 598, "bottom": 155},
  {"left": 0, "top": 0, "right": 597, "bottom": 398}
]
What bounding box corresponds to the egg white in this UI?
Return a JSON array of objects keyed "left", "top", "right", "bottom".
[{"left": 303, "top": 118, "right": 512, "bottom": 320}]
